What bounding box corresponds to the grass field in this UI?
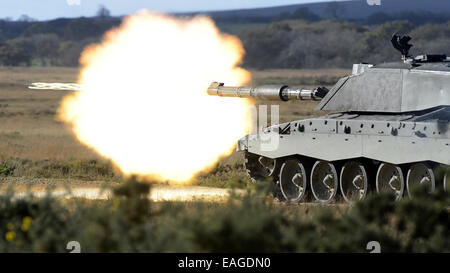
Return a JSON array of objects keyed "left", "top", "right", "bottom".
[{"left": 0, "top": 67, "right": 350, "bottom": 186}]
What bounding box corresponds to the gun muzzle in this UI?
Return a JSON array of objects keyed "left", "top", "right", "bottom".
[{"left": 207, "top": 82, "right": 327, "bottom": 101}]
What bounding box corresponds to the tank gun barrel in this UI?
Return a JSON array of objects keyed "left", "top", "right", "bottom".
[{"left": 207, "top": 82, "right": 328, "bottom": 101}]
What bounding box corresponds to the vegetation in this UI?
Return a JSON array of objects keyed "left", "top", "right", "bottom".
[
  {"left": 0, "top": 177, "right": 448, "bottom": 252},
  {"left": 0, "top": 9, "right": 449, "bottom": 69},
  {"left": 195, "top": 163, "right": 252, "bottom": 189},
  {"left": 240, "top": 20, "right": 450, "bottom": 69},
  {"left": 0, "top": 157, "right": 252, "bottom": 187},
  {"left": 0, "top": 15, "right": 119, "bottom": 66},
  {"left": 0, "top": 158, "right": 116, "bottom": 181},
  {"left": 208, "top": 3, "right": 450, "bottom": 25}
]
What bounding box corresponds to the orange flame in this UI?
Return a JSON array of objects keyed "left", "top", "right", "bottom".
[{"left": 58, "top": 11, "right": 252, "bottom": 183}]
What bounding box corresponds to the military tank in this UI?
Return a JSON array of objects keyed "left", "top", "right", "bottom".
[{"left": 207, "top": 35, "right": 450, "bottom": 203}]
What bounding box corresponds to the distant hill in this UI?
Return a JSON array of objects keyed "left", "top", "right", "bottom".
[{"left": 196, "top": 0, "right": 450, "bottom": 23}]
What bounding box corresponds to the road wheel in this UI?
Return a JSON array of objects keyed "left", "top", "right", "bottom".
[
  {"left": 311, "top": 161, "right": 338, "bottom": 204},
  {"left": 244, "top": 152, "right": 277, "bottom": 182},
  {"left": 406, "top": 163, "right": 435, "bottom": 198},
  {"left": 340, "top": 161, "right": 369, "bottom": 203},
  {"left": 279, "top": 159, "right": 308, "bottom": 203},
  {"left": 376, "top": 163, "right": 404, "bottom": 201}
]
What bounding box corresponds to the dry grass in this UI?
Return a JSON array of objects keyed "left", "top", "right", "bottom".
[
  {"left": 0, "top": 67, "right": 98, "bottom": 161},
  {"left": 0, "top": 67, "right": 350, "bottom": 184}
]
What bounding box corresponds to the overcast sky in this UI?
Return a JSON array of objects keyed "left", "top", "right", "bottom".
[{"left": 0, "top": 0, "right": 342, "bottom": 21}]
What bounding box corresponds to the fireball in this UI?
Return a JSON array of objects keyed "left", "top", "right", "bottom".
[{"left": 58, "top": 11, "right": 252, "bottom": 183}]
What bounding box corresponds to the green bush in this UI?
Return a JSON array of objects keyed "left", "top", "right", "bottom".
[
  {"left": 0, "top": 161, "right": 15, "bottom": 176},
  {"left": 195, "top": 163, "right": 252, "bottom": 189},
  {"left": 0, "top": 178, "right": 448, "bottom": 253}
]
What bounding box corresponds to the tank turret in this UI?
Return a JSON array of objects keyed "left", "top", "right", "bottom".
[
  {"left": 208, "top": 35, "right": 450, "bottom": 204},
  {"left": 317, "top": 54, "right": 450, "bottom": 113}
]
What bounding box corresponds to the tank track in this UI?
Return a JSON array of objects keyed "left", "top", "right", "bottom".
[{"left": 245, "top": 153, "right": 448, "bottom": 204}]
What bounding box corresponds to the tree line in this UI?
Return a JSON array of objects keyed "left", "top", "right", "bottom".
[
  {"left": 0, "top": 16, "right": 120, "bottom": 66},
  {"left": 0, "top": 11, "right": 449, "bottom": 69},
  {"left": 240, "top": 20, "right": 450, "bottom": 69}
]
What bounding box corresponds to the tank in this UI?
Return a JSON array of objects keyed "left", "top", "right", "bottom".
[{"left": 208, "top": 35, "right": 450, "bottom": 203}]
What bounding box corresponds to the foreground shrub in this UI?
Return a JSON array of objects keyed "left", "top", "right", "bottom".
[{"left": 0, "top": 179, "right": 448, "bottom": 253}]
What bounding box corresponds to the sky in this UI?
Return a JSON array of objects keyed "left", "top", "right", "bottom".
[{"left": 0, "top": 0, "right": 342, "bottom": 21}]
